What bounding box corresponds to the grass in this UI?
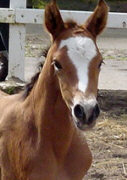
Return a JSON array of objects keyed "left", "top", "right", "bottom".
[
  {"left": 104, "top": 55, "right": 127, "bottom": 61},
  {"left": 104, "top": 55, "right": 115, "bottom": 60},
  {"left": 101, "top": 49, "right": 127, "bottom": 61},
  {"left": 3, "top": 87, "right": 16, "bottom": 94}
]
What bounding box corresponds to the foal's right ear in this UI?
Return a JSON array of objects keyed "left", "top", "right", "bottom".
[{"left": 45, "top": 0, "right": 65, "bottom": 40}]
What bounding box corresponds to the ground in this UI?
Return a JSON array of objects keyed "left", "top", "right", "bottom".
[
  {"left": 85, "top": 90, "right": 127, "bottom": 180},
  {"left": 25, "top": 32, "right": 127, "bottom": 180},
  {"left": 85, "top": 111, "right": 127, "bottom": 180}
]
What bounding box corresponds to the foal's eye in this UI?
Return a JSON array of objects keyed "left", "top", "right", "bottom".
[{"left": 53, "top": 60, "right": 62, "bottom": 71}]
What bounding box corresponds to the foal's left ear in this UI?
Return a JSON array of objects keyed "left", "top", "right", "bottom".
[
  {"left": 44, "top": 0, "right": 65, "bottom": 40},
  {"left": 85, "top": 0, "right": 109, "bottom": 38}
]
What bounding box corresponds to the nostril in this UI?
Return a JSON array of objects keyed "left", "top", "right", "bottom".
[
  {"left": 94, "top": 104, "right": 100, "bottom": 118},
  {"left": 74, "top": 104, "right": 86, "bottom": 120},
  {"left": 87, "top": 104, "right": 100, "bottom": 125}
]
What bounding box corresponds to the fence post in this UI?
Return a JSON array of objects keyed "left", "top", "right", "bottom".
[{"left": 8, "top": 0, "right": 26, "bottom": 81}]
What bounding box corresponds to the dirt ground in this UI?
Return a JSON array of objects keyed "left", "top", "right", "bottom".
[
  {"left": 85, "top": 113, "right": 127, "bottom": 180},
  {"left": 85, "top": 90, "right": 127, "bottom": 180},
  {"left": 25, "top": 34, "right": 127, "bottom": 180}
]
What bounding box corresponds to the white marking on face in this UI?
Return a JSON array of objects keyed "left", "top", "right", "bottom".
[{"left": 60, "top": 36, "right": 97, "bottom": 92}]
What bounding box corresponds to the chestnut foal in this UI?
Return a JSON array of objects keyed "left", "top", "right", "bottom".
[{"left": 0, "top": 0, "right": 108, "bottom": 179}]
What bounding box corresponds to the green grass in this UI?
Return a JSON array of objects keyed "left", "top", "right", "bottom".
[
  {"left": 104, "top": 56, "right": 115, "bottom": 60},
  {"left": 4, "top": 87, "right": 16, "bottom": 94},
  {"left": 104, "top": 55, "right": 127, "bottom": 61}
]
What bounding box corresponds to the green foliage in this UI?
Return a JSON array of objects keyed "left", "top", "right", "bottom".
[
  {"left": 4, "top": 87, "right": 16, "bottom": 94},
  {"left": 30, "top": 0, "right": 127, "bottom": 12},
  {"left": 32, "top": 0, "right": 47, "bottom": 8},
  {"left": 30, "top": 0, "right": 97, "bottom": 10}
]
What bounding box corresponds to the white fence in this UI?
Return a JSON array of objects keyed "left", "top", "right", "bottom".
[{"left": 0, "top": 0, "right": 127, "bottom": 81}]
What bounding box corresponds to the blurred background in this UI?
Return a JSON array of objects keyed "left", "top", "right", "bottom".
[{"left": 27, "top": 0, "right": 127, "bottom": 12}]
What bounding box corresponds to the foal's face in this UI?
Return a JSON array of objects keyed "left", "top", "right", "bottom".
[
  {"left": 45, "top": 0, "right": 108, "bottom": 130},
  {"left": 52, "top": 32, "right": 102, "bottom": 130}
]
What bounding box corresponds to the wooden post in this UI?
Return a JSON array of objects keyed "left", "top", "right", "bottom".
[{"left": 8, "top": 0, "right": 26, "bottom": 81}]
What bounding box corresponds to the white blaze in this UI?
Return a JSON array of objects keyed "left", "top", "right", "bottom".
[{"left": 60, "top": 36, "right": 97, "bottom": 92}]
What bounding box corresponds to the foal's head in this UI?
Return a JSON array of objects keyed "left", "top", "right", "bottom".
[{"left": 45, "top": 0, "right": 108, "bottom": 130}]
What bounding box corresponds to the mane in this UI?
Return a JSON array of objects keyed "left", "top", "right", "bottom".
[
  {"left": 23, "top": 47, "right": 50, "bottom": 98},
  {"left": 65, "top": 20, "right": 78, "bottom": 29}
]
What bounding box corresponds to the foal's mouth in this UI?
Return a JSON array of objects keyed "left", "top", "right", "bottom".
[{"left": 76, "top": 116, "right": 97, "bottom": 131}]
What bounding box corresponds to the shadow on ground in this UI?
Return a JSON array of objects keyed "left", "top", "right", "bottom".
[{"left": 98, "top": 90, "right": 127, "bottom": 116}]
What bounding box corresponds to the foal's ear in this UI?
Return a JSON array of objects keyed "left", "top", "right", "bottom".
[
  {"left": 85, "top": 0, "right": 109, "bottom": 37},
  {"left": 44, "top": 0, "right": 64, "bottom": 40}
]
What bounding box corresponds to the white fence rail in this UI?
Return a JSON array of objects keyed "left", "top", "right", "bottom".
[
  {"left": 0, "top": 8, "right": 127, "bottom": 27},
  {"left": 0, "top": 3, "right": 127, "bottom": 81}
]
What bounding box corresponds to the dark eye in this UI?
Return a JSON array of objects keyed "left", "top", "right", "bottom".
[{"left": 53, "top": 60, "right": 62, "bottom": 70}]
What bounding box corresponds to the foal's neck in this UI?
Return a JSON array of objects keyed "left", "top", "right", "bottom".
[{"left": 28, "top": 55, "right": 74, "bottom": 147}]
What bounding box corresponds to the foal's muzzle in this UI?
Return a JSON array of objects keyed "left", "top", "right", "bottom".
[{"left": 73, "top": 102, "right": 100, "bottom": 130}]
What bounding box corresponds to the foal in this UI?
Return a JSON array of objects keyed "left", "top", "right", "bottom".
[{"left": 0, "top": 0, "right": 108, "bottom": 179}]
